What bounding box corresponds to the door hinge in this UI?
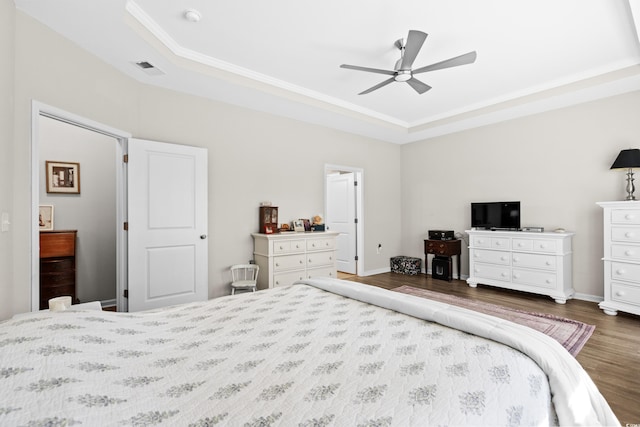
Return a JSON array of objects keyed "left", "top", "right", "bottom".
[
  {"left": 354, "top": 255, "right": 359, "bottom": 261},
  {"left": 123, "top": 154, "right": 128, "bottom": 163},
  {"left": 123, "top": 222, "right": 128, "bottom": 231},
  {"left": 354, "top": 180, "right": 358, "bottom": 186},
  {"left": 123, "top": 289, "right": 128, "bottom": 298},
  {"left": 354, "top": 218, "right": 358, "bottom": 224}
]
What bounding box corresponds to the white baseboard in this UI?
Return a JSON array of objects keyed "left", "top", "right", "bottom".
[
  {"left": 360, "top": 267, "right": 390, "bottom": 276},
  {"left": 572, "top": 293, "right": 603, "bottom": 303}
]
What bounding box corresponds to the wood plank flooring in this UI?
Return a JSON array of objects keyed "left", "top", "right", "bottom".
[{"left": 340, "top": 272, "right": 640, "bottom": 426}]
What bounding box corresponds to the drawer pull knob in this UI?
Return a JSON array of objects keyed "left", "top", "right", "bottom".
[
  {"left": 301, "top": 260, "right": 304, "bottom": 264},
  {"left": 501, "top": 272, "right": 508, "bottom": 277},
  {"left": 474, "top": 268, "right": 480, "bottom": 273},
  {"left": 625, "top": 232, "right": 634, "bottom": 238},
  {"left": 540, "top": 244, "right": 547, "bottom": 248},
  {"left": 495, "top": 242, "right": 502, "bottom": 246},
  {"left": 626, "top": 214, "right": 635, "bottom": 220},
  {"left": 513, "top": 273, "right": 520, "bottom": 279},
  {"left": 616, "top": 290, "right": 626, "bottom": 297},
  {"left": 546, "top": 279, "right": 552, "bottom": 284},
  {"left": 475, "top": 253, "right": 481, "bottom": 258},
  {"left": 546, "top": 261, "right": 552, "bottom": 266},
  {"left": 625, "top": 250, "right": 635, "bottom": 256},
  {"left": 329, "top": 257, "right": 332, "bottom": 260},
  {"left": 513, "top": 257, "right": 519, "bottom": 262},
  {"left": 275, "top": 263, "right": 280, "bottom": 267},
  {"left": 312, "top": 244, "right": 316, "bottom": 247},
  {"left": 500, "top": 256, "right": 507, "bottom": 261},
  {"left": 279, "top": 246, "right": 284, "bottom": 249},
  {"left": 616, "top": 269, "right": 626, "bottom": 275},
  {"left": 276, "top": 281, "right": 280, "bottom": 285}
]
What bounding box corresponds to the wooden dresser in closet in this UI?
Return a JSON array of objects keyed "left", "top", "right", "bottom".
[{"left": 39, "top": 230, "right": 77, "bottom": 310}]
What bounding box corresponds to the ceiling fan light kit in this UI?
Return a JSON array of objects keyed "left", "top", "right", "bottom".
[{"left": 340, "top": 30, "right": 477, "bottom": 95}]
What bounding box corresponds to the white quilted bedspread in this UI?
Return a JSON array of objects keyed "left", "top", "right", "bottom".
[{"left": 0, "top": 279, "right": 617, "bottom": 426}]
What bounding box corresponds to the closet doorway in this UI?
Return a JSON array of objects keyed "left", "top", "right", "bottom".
[
  {"left": 324, "top": 164, "right": 363, "bottom": 276},
  {"left": 31, "top": 102, "right": 130, "bottom": 312}
]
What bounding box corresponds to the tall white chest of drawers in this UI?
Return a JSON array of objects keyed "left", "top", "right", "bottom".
[
  {"left": 598, "top": 201, "right": 640, "bottom": 316},
  {"left": 466, "top": 229, "right": 574, "bottom": 303},
  {"left": 252, "top": 232, "right": 339, "bottom": 290}
]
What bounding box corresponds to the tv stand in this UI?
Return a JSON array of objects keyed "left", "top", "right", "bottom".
[{"left": 466, "top": 229, "right": 574, "bottom": 304}]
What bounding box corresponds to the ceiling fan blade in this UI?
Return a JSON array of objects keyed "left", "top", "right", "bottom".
[
  {"left": 412, "top": 51, "right": 477, "bottom": 74},
  {"left": 406, "top": 77, "right": 432, "bottom": 94},
  {"left": 340, "top": 64, "right": 395, "bottom": 76},
  {"left": 358, "top": 77, "right": 396, "bottom": 95},
  {"left": 399, "top": 30, "right": 428, "bottom": 70}
]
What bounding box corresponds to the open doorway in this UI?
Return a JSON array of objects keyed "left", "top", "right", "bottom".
[
  {"left": 31, "top": 102, "right": 130, "bottom": 312},
  {"left": 324, "top": 164, "right": 364, "bottom": 276}
]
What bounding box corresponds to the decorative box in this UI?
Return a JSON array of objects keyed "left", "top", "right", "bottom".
[{"left": 390, "top": 256, "right": 422, "bottom": 275}]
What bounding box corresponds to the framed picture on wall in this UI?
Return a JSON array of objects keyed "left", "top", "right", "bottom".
[
  {"left": 39, "top": 205, "right": 54, "bottom": 230},
  {"left": 46, "top": 161, "right": 80, "bottom": 194}
]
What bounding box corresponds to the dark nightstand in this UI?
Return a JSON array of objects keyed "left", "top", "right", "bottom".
[{"left": 424, "top": 239, "right": 461, "bottom": 281}]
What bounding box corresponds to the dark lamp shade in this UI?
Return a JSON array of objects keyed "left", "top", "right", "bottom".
[{"left": 611, "top": 149, "right": 640, "bottom": 169}]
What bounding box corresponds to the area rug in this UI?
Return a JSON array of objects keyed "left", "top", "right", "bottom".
[{"left": 392, "top": 285, "right": 595, "bottom": 356}]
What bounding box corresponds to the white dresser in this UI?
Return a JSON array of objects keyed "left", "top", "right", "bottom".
[
  {"left": 466, "top": 229, "right": 574, "bottom": 303},
  {"left": 597, "top": 201, "right": 640, "bottom": 316},
  {"left": 252, "top": 232, "right": 339, "bottom": 290}
]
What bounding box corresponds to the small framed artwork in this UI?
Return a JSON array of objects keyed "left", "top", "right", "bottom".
[
  {"left": 293, "top": 219, "right": 305, "bottom": 232},
  {"left": 302, "top": 219, "right": 311, "bottom": 232},
  {"left": 264, "top": 225, "right": 274, "bottom": 234},
  {"left": 46, "top": 161, "right": 80, "bottom": 194},
  {"left": 39, "top": 205, "right": 54, "bottom": 230}
]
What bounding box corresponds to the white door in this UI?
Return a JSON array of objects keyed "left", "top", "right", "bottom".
[
  {"left": 127, "top": 138, "right": 208, "bottom": 312},
  {"left": 326, "top": 172, "right": 357, "bottom": 274}
]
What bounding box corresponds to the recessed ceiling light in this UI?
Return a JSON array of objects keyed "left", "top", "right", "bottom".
[{"left": 184, "top": 9, "right": 201, "bottom": 23}]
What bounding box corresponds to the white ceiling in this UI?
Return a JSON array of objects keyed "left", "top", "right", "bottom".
[{"left": 14, "top": 0, "right": 640, "bottom": 143}]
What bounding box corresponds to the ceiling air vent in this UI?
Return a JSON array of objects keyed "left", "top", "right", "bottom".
[{"left": 133, "top": 61, "right": 165, "bottom": 76}]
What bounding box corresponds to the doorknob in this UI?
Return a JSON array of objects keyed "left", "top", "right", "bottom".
[{"left": 200, "top": 235, "right": 207, "bottom": 239}]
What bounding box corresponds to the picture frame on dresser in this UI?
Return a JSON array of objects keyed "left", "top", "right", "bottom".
[
  {"left": 293, "top": 220, "right": 305, "bottom": 232},
  {"left": 38, "top": 205, "right": 54, "bottom": 230},
  {"left": 46, "top": 161, "right": 80, "bottom": 194}
]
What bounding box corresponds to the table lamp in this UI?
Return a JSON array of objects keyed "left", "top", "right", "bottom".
[{"left": 611, "top": 149, "right": 640, "bottom": 200}]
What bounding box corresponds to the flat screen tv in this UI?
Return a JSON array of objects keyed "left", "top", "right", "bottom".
[{"left": 471, "top": 201, "right": 521, "bottom": 230}]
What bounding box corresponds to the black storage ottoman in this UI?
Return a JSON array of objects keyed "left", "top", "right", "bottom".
[{"left": 390, "top": 256, "right": 422, "bottom": 275}]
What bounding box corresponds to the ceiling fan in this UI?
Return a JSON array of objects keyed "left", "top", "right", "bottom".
[{"left": 340, "top": 30, "right": 477, "bottom": 95}]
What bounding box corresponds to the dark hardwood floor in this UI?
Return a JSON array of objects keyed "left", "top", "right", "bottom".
[{"left": 340, "top": 272, "right": 640, "bottom": 426}]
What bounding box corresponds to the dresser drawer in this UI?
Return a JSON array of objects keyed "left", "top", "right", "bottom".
[
  {"left": 41, "top": 270, "right": 75, "bottom": 286},
  {"left": 471, "top": 236, "right": 492, "bottom": 248},
  {"left": 611, "top": 209, "right": 640, "bottom": 225},
  {"left": 512, "top": 239, "right": 533, "bottom": 251},
  {"left": 272, "top": 240, "right": 305, "bottom": 254},
  {"left": 533, "top": 239, "right": 556, "bottom": 253},
  {"left": 307, "top": 251, "right": 334, "bottom": 267},
  {"left": 471, "top": 249, "right": 510, "bottom": 265},
  {"left": 273, "top": 270, "right": 305, "bottom": 287},
  {"left": 610, "top": 282, "right": 640, "bottom": 307},
  {"left": 512, "top": 253, "right": 556, "bottom": 270},
  {"left": 611, "top": 262, "right": 640, "bottom": 283},
  {"left": 40, "top": 232, "right": 76, "bottom": 258},
  {"left": 41, "top": 258, "right": 74, "bottom": 273},
  {"left": 307, "top": 266, "right": 336, "bottom": 280},
  {"left": 306, "top": 238, "right": 334, "bottom": 251},
  {"left": 512, "top": 268, "right": 556, "bottom": 289},
  {"left": 273, "top": 254, "right": 305, "bottom": 271},
  {"left": 611, "top": 226, "right": 640, "bottom": 243},
  {"left": 471, "top": 263, "right": 511, "bottom": 282},
  {"left": 611, "top": 244, "right": 640, "bottom": 262}
]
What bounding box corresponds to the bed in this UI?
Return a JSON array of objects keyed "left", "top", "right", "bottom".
[{"left": 0, "top": 278, "right": 618, "bottom": 426}]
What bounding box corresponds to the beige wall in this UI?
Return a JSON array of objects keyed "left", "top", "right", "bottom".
[
  {"left": 401, "top": 91, "right": 640, "bottom": 298},
  {"left": 4, "top": 11, "right": 402, "bottom": 319},
  {"left": 0, "top": 0, "right": 15, "bottom": 320}
]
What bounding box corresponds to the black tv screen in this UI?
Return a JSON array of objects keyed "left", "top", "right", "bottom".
[{"left": 471, "top": 201, "right": 521, "bottom": 230}]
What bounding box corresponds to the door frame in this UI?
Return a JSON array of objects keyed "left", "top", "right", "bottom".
[
  {"left": 30, "top": 101, "right": 131, "bottom": 312},
  {"left": 324, "top": 164, "right": 364, "bottom": 276}
]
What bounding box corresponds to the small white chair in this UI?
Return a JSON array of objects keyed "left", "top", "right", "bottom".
[{"left": 230, "top": 264, "right": 259, "bottom": 295}]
